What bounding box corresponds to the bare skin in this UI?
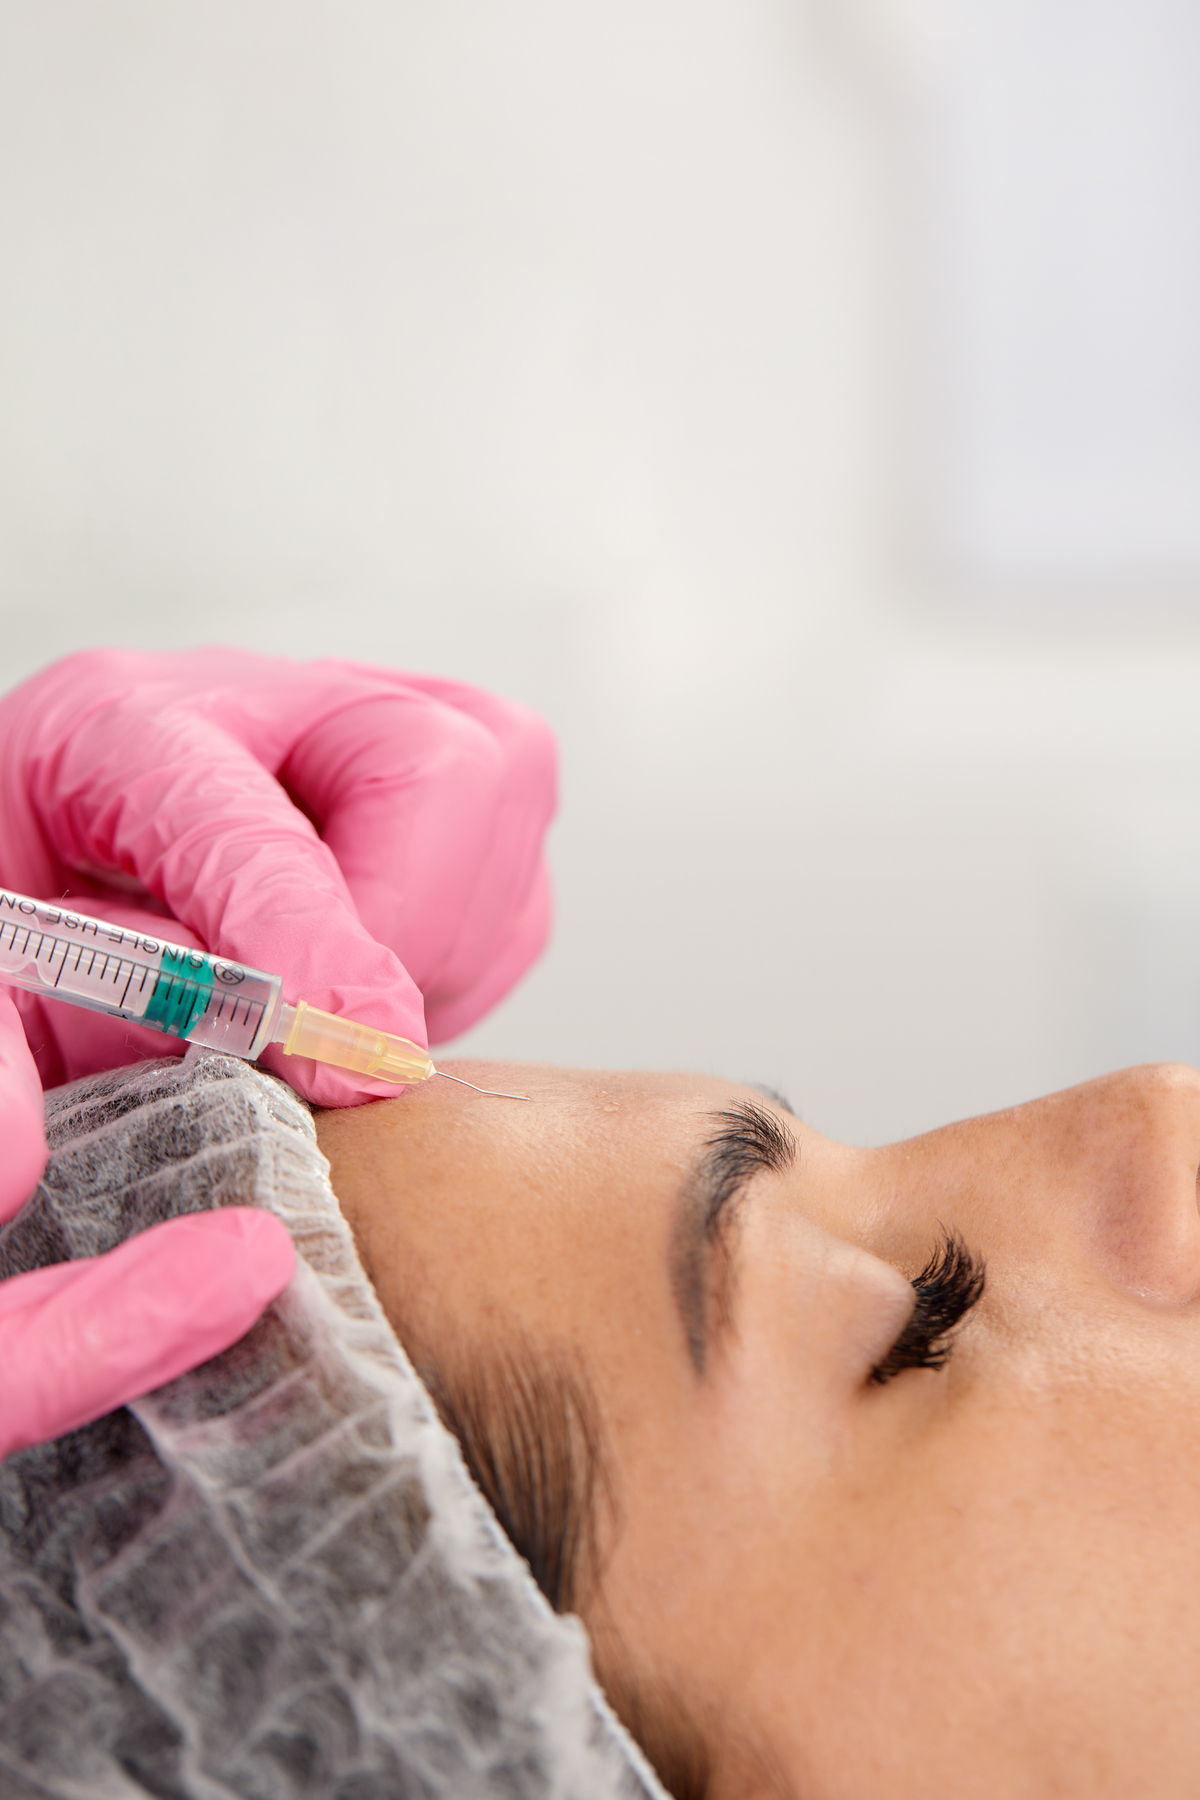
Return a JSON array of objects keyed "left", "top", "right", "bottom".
[{"left": 317, "top": 1059, "right": 1200, "bottom": 1799}]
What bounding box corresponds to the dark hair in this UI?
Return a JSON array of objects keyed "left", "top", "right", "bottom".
[
  {"left": 417, "top": 1341, "right": 605, "bottom": 1617},
  {"left": 414, "top": 1338, "right": 712, "bottom": 1800}
]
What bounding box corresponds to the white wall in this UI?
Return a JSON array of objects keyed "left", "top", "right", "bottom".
[
  {"left": 2, "top": 0, "right": 1199, "bottom": 1143},
  {"left": 933, "top": 0, "right": 1200, "bottom": 581}
]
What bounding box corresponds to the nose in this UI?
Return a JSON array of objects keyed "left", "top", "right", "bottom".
[{"left": 881, "top": 1064, "right": 1200, "bottom": 1306}]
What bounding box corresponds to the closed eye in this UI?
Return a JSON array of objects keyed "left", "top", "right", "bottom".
[{"left": 869, "top": 1232, "right": 986, "bottom": 1385}]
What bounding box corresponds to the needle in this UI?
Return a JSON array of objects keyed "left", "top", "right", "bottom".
[{"left": 433, "top": 1070, "right": 533, "bottom": 1101}]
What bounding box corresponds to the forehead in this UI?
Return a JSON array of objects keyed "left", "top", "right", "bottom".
[
  {"left": 400, "top": 1061, "right": 738, "bottom": 1180},
  {"left": 349, "top": 1062, "right": 739, "bottom": 1343}
]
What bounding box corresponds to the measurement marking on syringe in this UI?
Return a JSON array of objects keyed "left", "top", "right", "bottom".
[
  {"left": 204, "top": 990, "right": 265, "bottom": 1033},
  {"left": 2, "top": 923, "right": 51, "bottom": 963},
  {"left": 210, "top": 990, "right": 262, "bottom": 1024},
  {"left": 0, "top": 922, "right": 162, "bottom": 1018},
  {"left": 1, "top": 895, "right": 283, "bottom": 1060}
]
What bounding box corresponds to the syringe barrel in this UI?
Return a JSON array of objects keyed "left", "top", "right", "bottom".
[{"left": 0, "top": 889, "right": 282, "bottom": 1060}]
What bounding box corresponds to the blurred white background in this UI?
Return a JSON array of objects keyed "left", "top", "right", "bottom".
[{"left": 2, "top": 0, "right": 1199, "bottom": 1142}]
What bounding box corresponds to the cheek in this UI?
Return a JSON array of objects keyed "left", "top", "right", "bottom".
[{"left": 765, "top": 1375, "right": 1200, "bottom": 1787}]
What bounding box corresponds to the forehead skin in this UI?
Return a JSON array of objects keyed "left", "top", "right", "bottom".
[
  {"left": 318, "top": 1063, "right": 730, "bottom": 1459},
  {"left": 316, "top": 1060, "right": 1200, "bottom": 1799}
]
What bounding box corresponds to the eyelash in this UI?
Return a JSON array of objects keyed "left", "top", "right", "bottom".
[{"left": 869, "top": 1233, "right": 987, "bottom": 1385}]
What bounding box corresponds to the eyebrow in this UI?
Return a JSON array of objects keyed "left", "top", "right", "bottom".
[{"left": 669, "top": 1099, "right": 797, "bottom": 1376}]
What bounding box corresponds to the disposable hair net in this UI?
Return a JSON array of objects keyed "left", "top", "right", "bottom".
[{"left": 0, "top": 1049, "right": 668, "bottom": 1800}]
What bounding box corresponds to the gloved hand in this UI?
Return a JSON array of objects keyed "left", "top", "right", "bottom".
[
  {"left": 0, "top": 985, "right": 295, "bottom": 1458},
  {"left": 0, "top": 647, "right": 556, "bottom": 1456},
  {"left": 0, "top": 647, "right": 557, "bottom": 1103}
]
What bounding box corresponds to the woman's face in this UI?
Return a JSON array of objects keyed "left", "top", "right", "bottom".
[{"left": 317, "top": 1061, "right": 1200, "bottom": 1799}]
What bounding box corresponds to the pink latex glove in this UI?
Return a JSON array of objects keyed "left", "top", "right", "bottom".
[
  {"left": 0, "top": 986, "right": 295, "bottom": 1458},
  {"left": 0, "top": 647, "right": 556, "bottom": 1455},
  {"left": 0, "top": 1220, "right": 294, "bottom": 1463},
  {"left": 0, "top": 646, "right": 556, "bottom": 1100}
]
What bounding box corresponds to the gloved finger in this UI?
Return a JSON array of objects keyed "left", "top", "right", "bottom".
[
  {"left": 280, "top": 682, "right": 557, "bottom": 1043},
  {"left": 15, "top": 685, "right": 426, "bottom": 1106},
  {"left": 12, "top": 985, "right": 199, "bottom": 1092},
  {"left": 0, "top": 1208, "right": 294, "bottom": 1459},
  {"left": 0, "top": 991, "right": 48, "bottom": 1221}
]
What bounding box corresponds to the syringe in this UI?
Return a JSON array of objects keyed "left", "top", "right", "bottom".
[{"left": 0, "top": 887, "right": 528, "bottom": 1098}]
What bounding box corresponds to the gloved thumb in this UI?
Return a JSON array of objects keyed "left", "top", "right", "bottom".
[{"left": 0, "top": 1208, "right": 295, "bottom": 1458}]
